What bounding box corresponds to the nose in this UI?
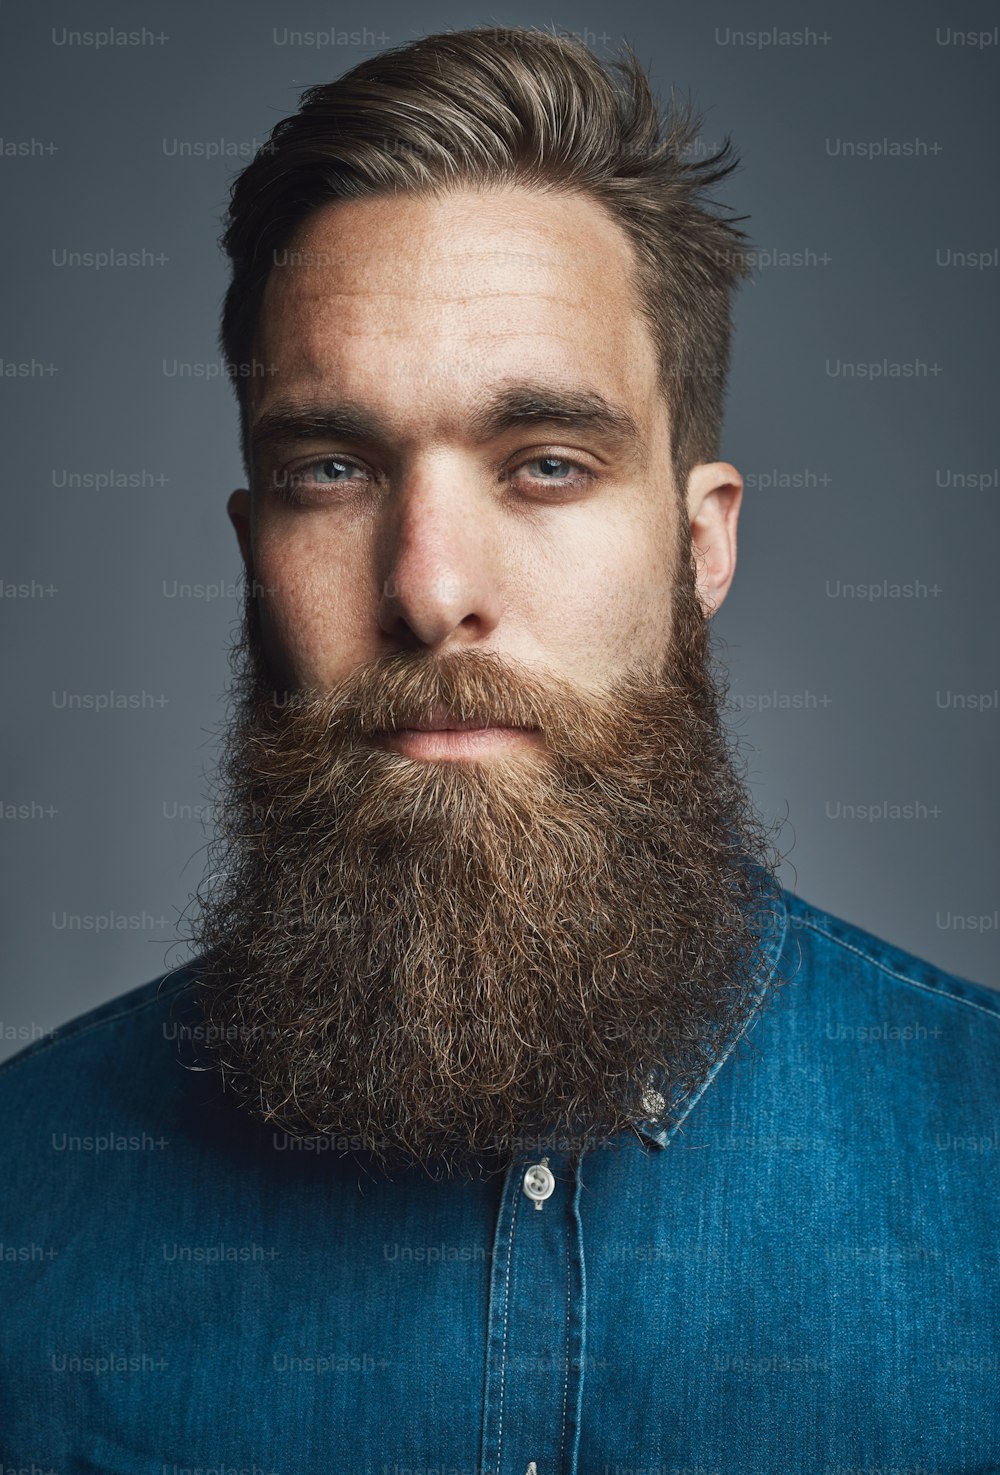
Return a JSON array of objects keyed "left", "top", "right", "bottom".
[{"left": 376, "top": 470, "right": 503, "bottom": 649}]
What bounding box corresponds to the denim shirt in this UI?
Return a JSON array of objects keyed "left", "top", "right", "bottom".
[{"left": 2, "top": 886, "right": 999, "bottom": 1473}]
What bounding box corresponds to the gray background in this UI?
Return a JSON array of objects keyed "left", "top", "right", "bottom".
[{"left": 2, "top": 0, "right": 997, "bottom": 1060}]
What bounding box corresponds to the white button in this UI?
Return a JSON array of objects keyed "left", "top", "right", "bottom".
[{"left": 522, "top": 1160, "right": 555, "bottom": 1207}]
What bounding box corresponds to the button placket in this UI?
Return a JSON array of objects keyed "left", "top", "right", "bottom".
[{"left": 479, "top": 1150, "right": 585, "bottom": 1475}]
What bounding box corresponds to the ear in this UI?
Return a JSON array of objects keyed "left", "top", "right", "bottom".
[
  {"left": 684, "top": 462, "right": 743, "bottom": 617},
  {"left": 227, "top": 488, "right": 253, "bottom": 574}
]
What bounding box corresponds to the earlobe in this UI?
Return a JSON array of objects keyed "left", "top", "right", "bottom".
[
  {"left": 227, "top": 488, "right": 253, "bottom": 574},
  {"left": 684, "top": 462, "right": 743, "bottom": 617}
]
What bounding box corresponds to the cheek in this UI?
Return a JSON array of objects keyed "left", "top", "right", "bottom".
[
  {"left": 565, "top": 515, "right": 671, "bottom": 619},
  {"left": 522, "top": 535, "right": 669, "bottom": 681},
  {"left": 252, "top": 528, "right": 371, "bottom": 685}
]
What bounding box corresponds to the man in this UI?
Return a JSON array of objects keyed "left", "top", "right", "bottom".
[{"left": 1, "top": 25, "right": 997, "bottom": 1471}]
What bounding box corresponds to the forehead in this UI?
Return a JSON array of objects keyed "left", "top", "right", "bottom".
[{"left": 249, "top": 187, "right": 662, "bottom": 436}]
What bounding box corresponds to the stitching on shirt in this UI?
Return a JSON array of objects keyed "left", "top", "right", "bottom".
[
  {"left": 560, "top": 1203, "right": 571, "bottom": 1467},
  {"left": 795, "top": 917, "right": 1000, "bottom": 1025},
  {"left": 494, "top": 1182, "right": 517, "bottom": 1475},
  {"left": 0, "top": 973, "right": 194, "bottom": 1078},
  {"left": 569, "top": 1162, "right": 587, "bottom": 1474}
]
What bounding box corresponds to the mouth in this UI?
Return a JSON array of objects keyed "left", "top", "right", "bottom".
[{"left": 370, "top": 711, "right": 541, "bottom": 759}]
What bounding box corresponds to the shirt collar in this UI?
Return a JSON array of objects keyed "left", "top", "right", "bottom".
[{"left": 630, "top": 876, "right": 790, "bottom": 1149}]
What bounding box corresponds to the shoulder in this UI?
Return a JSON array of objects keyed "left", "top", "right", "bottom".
[
  {"left": 767, "top": 888, "right": 1000, "bottom": 1079},
  {"left": 0, "top": 957, "right": 219, "bottom": 1218},
  {"left": 783, "top": 891, "right": 998, "bottom": 1021},
  {"left": 0, "top": 957, "right": 202, "bottom": 1092}
]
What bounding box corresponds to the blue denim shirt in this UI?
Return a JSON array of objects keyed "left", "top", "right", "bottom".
[{"left": 2, "top": 886, "right": 999, "bottom": 1472}]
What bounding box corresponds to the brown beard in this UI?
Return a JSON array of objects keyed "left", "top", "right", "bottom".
[{"left": 186, "top": 525, "right": 784, "bottom": 1180}]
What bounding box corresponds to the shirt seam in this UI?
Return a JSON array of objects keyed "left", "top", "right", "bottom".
[
  {"left": 793, "top": 917, "right": 1000, "bottom": 1025},
  {"left": 0, "top": 973, "right": 194, "bottom": 1079},
  {"left": 494, "top": 1183, "right": 517, "bottom": 1475},
  {"left": 560, "top": 1206, "right": 571, "bottom": 1469}
]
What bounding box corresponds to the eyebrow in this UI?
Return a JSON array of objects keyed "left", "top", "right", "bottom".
[{"left": 249, "top": 382, "right": 648, "bottom": 471}]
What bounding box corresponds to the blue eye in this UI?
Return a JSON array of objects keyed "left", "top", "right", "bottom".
[
  {"left": 302, "top": 458, "right": 364, "bottom": 484},
  {"left": 274, "top": 457, "right": 370, "bottom": 503},
  {"left": 516, "top": 456, "right": 593, "bottom": 491},
  {"left": 528, "top": 457, "right": 574, "bottom": 478}
]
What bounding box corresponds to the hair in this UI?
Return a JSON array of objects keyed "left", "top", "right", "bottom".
[{"left": 219, "top": 25, "right": 753, "bottom": 489}]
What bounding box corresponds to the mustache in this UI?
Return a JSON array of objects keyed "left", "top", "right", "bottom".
[
  {"left": 254, "top": 644, "right": 631, "bottom": 751},
  {"left": 269, "top": 646, "right": 551, "bottom": 731}
]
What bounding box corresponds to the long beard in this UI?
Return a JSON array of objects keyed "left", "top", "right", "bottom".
[{"left": 187, "top": 534, "right": 783, "bottom": 1179}]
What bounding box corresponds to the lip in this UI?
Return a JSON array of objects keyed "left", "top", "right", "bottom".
[
  {"left": 372, "top": 721, "right": 541, "bottom": 760},
  {"left": 377, "top": 708, "right": 535, "bottom": 735}
]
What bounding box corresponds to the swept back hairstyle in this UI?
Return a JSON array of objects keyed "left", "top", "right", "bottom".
[{"left": 219, "top": 25, "right": 752, "bottom": 489}]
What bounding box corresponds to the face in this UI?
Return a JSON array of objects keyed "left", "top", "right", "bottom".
[
  {"left": 194, "top": 186, "right": 779, "bottom": 1180},
  {"left": 228, "top": 186, "right": 741, "bottom": 717}
]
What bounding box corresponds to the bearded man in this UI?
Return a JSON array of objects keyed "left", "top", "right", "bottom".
[{"left": 2, "top": 26, "right": 997, "bottom": 1472}]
